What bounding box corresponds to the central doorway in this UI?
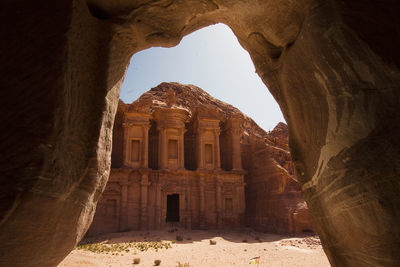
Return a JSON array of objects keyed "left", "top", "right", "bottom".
[{"left": 166, "top": 194, "right": 180, "bottom": 222}]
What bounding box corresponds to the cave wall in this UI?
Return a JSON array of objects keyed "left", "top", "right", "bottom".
[
  {"left": 0, "top": 1, "right": 124, "bottom": 266},
  {"left": 1, "top": 0, "right": 399, "bottom": 266}
]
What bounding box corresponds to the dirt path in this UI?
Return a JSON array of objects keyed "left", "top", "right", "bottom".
[{"left": 59, "top": 229, "right": 330, "bottom": 267}]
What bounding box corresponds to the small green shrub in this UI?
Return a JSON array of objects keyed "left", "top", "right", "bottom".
[
  {"left": 209, "top": 240, "right": 216, "bottom": 245},
  {"left": 242, "top": 239, "right": 247, "bottom": 243},
  {"left": 154, "top": 259, "right": 161, "bottom": 266},
  {"left": 133, "top": 258, "right": 141, "bottom": 264},
  {"left": 171, "top": 240, "right": 176, "bottom": 244}
]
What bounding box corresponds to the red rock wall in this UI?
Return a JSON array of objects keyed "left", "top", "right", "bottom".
[{"left": 244, "top": 139, "right": 313, "bottom": 234}]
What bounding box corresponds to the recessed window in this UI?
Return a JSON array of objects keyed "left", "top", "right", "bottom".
[
  {"left": 205, "top": 144, "right": 213, "bottom": 164},
  {"left": 168, "top": 139, "right": 178, "bottom": 159},
  {"left": 225, "top": 198, "right": 233, "bottom": 215},
  {"left": 106, "top": 199, "right": 117, "bottom": 218},
  {"left": 130, "top": 140, "right": 140, "bottom": 162}
]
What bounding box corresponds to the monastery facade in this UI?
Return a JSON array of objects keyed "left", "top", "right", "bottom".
[{"left": 88, "top": 106, "right": 246, "bottom": 234}]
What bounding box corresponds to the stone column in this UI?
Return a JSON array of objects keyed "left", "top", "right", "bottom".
[
  {"left": 185, "top": 178, "right": 192, "bottom": 229},
  {"left": 199, "top": 174, "right": 206, "bottom": 229},
  {"left": 119, "top": 181, "right": 129, "bottom": 231},
  {"left": 196, "top": 129, "right": 204, "bottom": 169},
  {"left": 179, "top": 128, "right": 185, "bottom": 169},
  {"left": 214, "top": 129, "right": 221, "bottom": 169},
  {"left": 216, "top": 180, "right": 222, "bottom": 228},
  {"left": 140, "top": 174, "right": 149, "bottom": 230},
  {"left": 158, "top": 128, "right": 167, "bottom": 169},
  {"left": 236, "top": 180, "right": 246, "bottom": 226},
  {"left": 122, "top": 123, "right": 131, "bottom": 167},
  {"left": 231, "top": 128, "right": 242, "bottom": 170},
  {"left": 155, "top": 182, "right": 162, "bottom": 229},
  {"left": 141, "top": 125, "right": 150, "bottom": 168}
]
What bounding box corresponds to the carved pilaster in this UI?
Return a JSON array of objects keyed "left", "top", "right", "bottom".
[
  {"left": 235, "top": 179, "right": 246, "bottom": 226},
  {"left": 140, "top": 174, "right": 149, "bottom": 230},
  {"left": 141, "top": 125, "right": 150, "bottom": 168},
  {"left": 199, "top": 174, "right": 206, "bottom": 229},
  {"left": 196, "top": 129, "right": 204, "bottom": 170},
  {"left": 179, "top": 128, "right": 186, "bottom": 169},
  {"left": 158, "top": 127, "right": 167, "bottom": 169},
  {"left": 216, "top": 180, "right": 223, "bottom": 228},
  {"left": 122, "top": 123, "right": 130, "bottom": 167},
  {"left": 155, "top": 182, "right": 162, "bottom": 229},
  {"left": 119, "top": 182, "right": 129, "bottom": 231},
  {"left": 213, "top": 128, "right": 221, "bottom": 169},
  {"left": 185, "top": 177, "right": 192, "bottom": 229}
]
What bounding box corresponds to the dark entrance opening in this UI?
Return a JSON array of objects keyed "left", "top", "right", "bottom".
[{"left": 166, "top": 194, "right": 180, "bottom": 222}]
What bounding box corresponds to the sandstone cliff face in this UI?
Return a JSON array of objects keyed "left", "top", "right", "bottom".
[
  {"left": 115, "top": 82, "right": 312, "bottom": 234},
  {"left": 244, "top": 123, "right": 312, "bottom": 234}
]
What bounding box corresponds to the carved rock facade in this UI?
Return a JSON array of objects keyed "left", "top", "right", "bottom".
[{"left": 88, "top": 83, "right": 311, "bottom": 235}]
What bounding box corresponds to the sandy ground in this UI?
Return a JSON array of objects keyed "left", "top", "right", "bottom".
[{"left": 59, "top": 228, "right": 330, "bottom": 267}]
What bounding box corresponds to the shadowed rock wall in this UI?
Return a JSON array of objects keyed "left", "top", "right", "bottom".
[
  {"left": 1, "top": 0, "right": 399, "bottom": 266},
  {"left": 244, "top": 124, "right": 312, "bottom": 234},
  {"left": 0, "top": 1, "right": 123, "bottom": 266}
]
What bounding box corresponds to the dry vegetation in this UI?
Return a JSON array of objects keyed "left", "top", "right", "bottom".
[
  {"left": 176, "top": 262, "right": 190, "bottom": 267},
  {"left": 77, "top": 240, "right": 172, "bottom": 254}
]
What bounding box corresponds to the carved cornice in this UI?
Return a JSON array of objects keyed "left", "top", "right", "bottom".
[
  {"left": 228, "top": 128, "right": 242, "bottom": 136},
  {"left": 122, "top": 122, "right": 134, "bottom": 128},
  {"left": 122, "top": 122, "right": 151, "bottom": 129},
  {"left": 153, "top": 108, "right": 189, "bottom": 126},
  {"left": 196, "top": 118, "right": 220, "bottom": 129},
  {"left": 123, "top": 112, "right": 151, "bottom": 125}
]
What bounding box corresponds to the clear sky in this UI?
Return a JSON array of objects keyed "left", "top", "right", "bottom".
[{"left": 120, "top": 23, "right": 285, "bottom": 131}]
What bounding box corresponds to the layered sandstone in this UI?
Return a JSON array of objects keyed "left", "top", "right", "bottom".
[
  {"left": 1, "top": 1, "right": 400, "bottom": 267},
  {"left": 245, "top": 124, "right": 311, "bottom": 234}
]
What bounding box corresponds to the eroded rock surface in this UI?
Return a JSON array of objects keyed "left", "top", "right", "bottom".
[
  {"left": 244, "top": 122, "right": 312, "bottom": 234},
  {"left": 1, "top": 0, "right": 399, "bottom": 266}
]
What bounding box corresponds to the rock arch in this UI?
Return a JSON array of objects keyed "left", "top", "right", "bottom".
[{"left": 1, "top": 0, "right": 399, "bottom": 266}]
